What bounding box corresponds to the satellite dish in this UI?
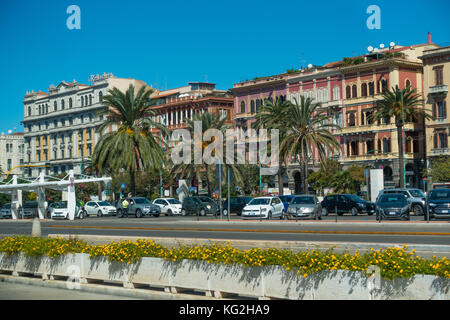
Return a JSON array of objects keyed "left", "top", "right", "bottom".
[
  {"left": 367, "top": 46, "right": 374, "bottom": 52},
  {"left": 380, "top": 43, "right": 385, "bottom": 49},
  {"left": 8, "top": 130, "right": 12, "bottom": 134},
  {"left": 307, "top": 64, "right": 313, "bottom": 68},
  {"left": 390, "top": 42, "right": 395, "bottom": 47},
  {"left": 373, "top": 48, "right": 379, "bottom": 52}
]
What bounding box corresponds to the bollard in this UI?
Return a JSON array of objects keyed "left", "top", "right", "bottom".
[{"left": 31, "top": 217, "right": 41, "bottom": 237}]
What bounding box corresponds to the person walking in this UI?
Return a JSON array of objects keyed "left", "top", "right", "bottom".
[{"left": 121, "top": 198, "right": 129, "bottom": 218}]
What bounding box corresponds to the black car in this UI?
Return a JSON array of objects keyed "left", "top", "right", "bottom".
[
  {"left": 320, "top": 194, "right": 376, "bottom": 216},
  {"left": 426, "top": 189, "right": 450, "bottom": 220},
  {"left": 181, "top": 196, "right": 219, "bottom": 216},
  {"left": 376, "top": 193, "right": 410, "bottom": 221},
  {"left": 222, "top": 197, "right": 252, "bottom": 216}
]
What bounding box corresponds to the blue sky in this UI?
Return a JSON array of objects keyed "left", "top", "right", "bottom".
[{"left": 0, "top": 0, "right": 449, "bottom": 133}]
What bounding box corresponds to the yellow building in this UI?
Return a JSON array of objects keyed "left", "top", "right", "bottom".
[{"left": 420, "top": 46, "right": 450, "bottom": 188}]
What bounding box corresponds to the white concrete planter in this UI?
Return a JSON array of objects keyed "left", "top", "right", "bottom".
[{"left": 0, "top": 253, "right": 448, "bottom": 300}]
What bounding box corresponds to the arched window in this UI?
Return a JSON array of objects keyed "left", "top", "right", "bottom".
[
  {"left": 377, "top": 139, "right": 382, "bottom": 153},
  {"left": 381, "top": 79, "right": 387, "bottom": 92},
  {"left": 240, "top": 101, "right": 245, "bottom": 113},
  {"left": 346, "top": 85, "right": 351, "bottom": 99},
  {"left": 361, "top": 83, "right": 368, "bottom": 97},
  {"left": 38, "top": 105, "right": 41, "bottom": 115},
  {"left": 61, "top": 99, "right": 65, "bottom": 110},
  {"left": 256, "top": 99, "right": 261, "bottom": 112},
  {"left": 250, "top": 100, "right": 255, "bottom": 114},
  {"left": 69, "top": 98, "right": 73, "bottom": 108},
  {"left": 352, "top": 84, "right": 357, "bottom": 98},
  {"left": 46, "top": 104, "right": 49, "bottom": 113},
  {"left": 81, "top": 96, "right": 84, "bottom": 106},
  {"left": 405, "top": 79, "right": 411, "bottom": 88},
  {"left": 348, "top": 112, "right": 356, "bottom": 127},
  {"left": 99, "top": 91, "right": 103, "bottom": 102},
  {"left": 28, "top": 106, "right": 31, "bottom": 116},
  {"left": 368, "top": 82, "right": 374, "bottom": 96},
  {"left": 89, "top": 94, "right": 92, "bottom": 105},
  {"left": 405, "top": 137, "right": 412, "bottom": 153},
  {"left": 54, "top": 101, "right": 57, "bottom": 111},
  {"left": 383, "top": 138, "right": 391, "bottom": 153}
]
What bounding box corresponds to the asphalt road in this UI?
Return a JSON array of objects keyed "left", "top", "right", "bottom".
[{"left": 1, "top": 213, "right": 449, "bottom": 247}]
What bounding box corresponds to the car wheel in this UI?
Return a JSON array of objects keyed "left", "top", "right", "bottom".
[
  {"left": 268, "top": 211, "right": 272, "bottom": 220},
  {"left": 351, "top": 207, "right": 358, "bottom": 216},
  {"left": 223, "top": 209, "right": 228, "bottom": 216},
  {"left": 136, "top": 209, "right": 143, "bottom": 218},
  {"left": 153, "top": 213, "right": 160, "bottom": 218},
  {"left": 97, "top": 210, "right": 103, "bottom": 217},
  {"left": 413, "top": 205, "right": 424, "bottom": 216},
  {"left": 280, "top": 210, "right": 285, "bottom": 220},
  {"left": 322, "top": 208, "right": 328, "bottom": 216},
  {"left": 200, "top": 209, "right": 206, "bottom": 216},
  {"left": 181, "top": 209, "right": 187, "bottom": 216},
  {"left": 166, "top": 209, "right": 172, "bottom": 216},
  {"left": 79, "top": 211, "right": 84, "bottom": 220}
]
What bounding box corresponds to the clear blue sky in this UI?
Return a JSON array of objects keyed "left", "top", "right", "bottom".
[{"left": 0, "top": 0, "right": 449, "bottom": 133}]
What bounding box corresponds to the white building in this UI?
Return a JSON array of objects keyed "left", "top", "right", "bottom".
[
  {"left": 21, "top": 73, "right": 149, "bottom": 178},
  {"left": 0, "top": 131, "right": 25, "bottom": 178}
]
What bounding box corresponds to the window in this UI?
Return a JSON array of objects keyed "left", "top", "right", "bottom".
[
  {"left": 240, "top": 101, "right": 245, "bottom": 113},
  {"left": 7, "top": 159, "right": 12, "bottom": 171},
  {"left": 69, "top": 98, "right": 73, "bottom": 108},
  {"left": 377, "top": 139, "right": 382, "bottom": 154},
  {"left": 81, "top": 96, "right": 84, "bottom": 106},
  {"left": 61, "top": 99, "right": 65, "bottom": 110},
  {"left": 361, "top": 83, "right": 368, "bottom": 97},
  {"left": 366, "top": 140, "right": 375, "bottom": 154},
  {"left": 333, "top": 86, "right": 340, "bottom": 100},
  {"left": 346, "top": 85, "right": 351, "bottom": 99},
  {"left": 89, "top": 94, "right": 92, "bottom": 105},
  {"left": 250, "top": 100, "right": 255, "bottom": 114},
  {"left": 434, "top": 67, "right": 444, "bottom": 86},
  {"left": 405, "top": 79, "right": 411, "bottom": 88},
  {"left": 434, "top": 130, "right": 448, "bottom": 149},
  {"left": 381, "top": 79, "right": 387, "bottom": 92},
  {"left": 28, "top": 106, "right": 31, "bottom": 116},
  {"left": 352, "top": 84, "right": 357, "bottom": 98},
  {"left": 54, "top": 101, "right": 57, "bottom": 111},
  {"left": 383, "top": 138, "right": 391, "bottom": 153},
  {"left": 348, "top": 112, "right": 356, "bottom": 127},
  {"left": 99, "top": 91, "right": 103, "bottom": 102},
  {"left": 368, "top": 82, "right": 374, "bottom": 96},
  {"left": 433, "top": 101, "right": 447, "bottom": 119}
]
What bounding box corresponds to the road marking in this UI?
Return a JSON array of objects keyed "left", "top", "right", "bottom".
[{"left": 48, "top": 225, "right": 450, "bottom": 237}]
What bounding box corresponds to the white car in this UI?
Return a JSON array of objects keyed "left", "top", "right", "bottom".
[
  {"left": 84, "top": 201, "right": 117, "bottom": 217},
  {"left": 49, "top": 201, "right": 70, "bottom": 219},
  {"left": 241, "top": 196, "right": 285, "bottom": 220},
  {"left": 153, "top": 198, "right": 182, "bottom": 216}
]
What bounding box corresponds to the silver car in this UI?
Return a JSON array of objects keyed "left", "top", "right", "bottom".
[
  {"left": 287, "top": 195, "right": 322, "bottom": 220},
  {"left": 0, "top": 203, "right": 12, "bottom": 219},
  {"left": 117, "top": 197, "right": 161, "bottom": 218}
]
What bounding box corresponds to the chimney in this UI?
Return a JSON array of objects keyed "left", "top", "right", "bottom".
[{"left": 428, "top": 32, "right": 432, "bottom": 44}]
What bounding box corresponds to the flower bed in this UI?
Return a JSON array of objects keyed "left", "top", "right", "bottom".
[{"left": 0, "top": 235, "right": 449, "bottom": 280}]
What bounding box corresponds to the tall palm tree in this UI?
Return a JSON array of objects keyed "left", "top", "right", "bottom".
[
  {"left": 280, "top": 96, "right": 341, "bottom": 194},
  {"left": 252, "top": 97, "right": 291, "bottom": 195},
  {"left": 372, "top": 85, "right": 430, "bottom": 188},
  {"left": 92, "top": 84, "right": 168, "bottom": 196},
  {"left": 170, "top": 112, "right": 244, "bottom": 197}
]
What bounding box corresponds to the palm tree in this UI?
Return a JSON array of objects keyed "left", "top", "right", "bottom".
[
  {"left": 279, "top": 96, "right": 341, "bottom": 194},
  {"left": 372, "top": 85, "right": 430, "bottom": 188},
  {"left": 252, "top": 97, "right": 291, "bottom": 195},
  {"left": 92, "top": 84, "right": 168, "bottom": 197},
  {"left": 170, "top": 112, "right": 244, "bottom": 197}
]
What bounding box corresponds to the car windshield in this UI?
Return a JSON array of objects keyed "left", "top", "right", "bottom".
[
  {"left": 2, "top": 203, "right": 11, "bottom": 209},
  {"left": 347, "top": 194, "right": 363, "bottom": 202},
  {"left": 429, "top": 190, "right": 450, "bottom": 200},
  {"left": 409, "top": 189, "right": 425, "bottom": 198},
  {"left": 248, "top": 198, "right": 271, "bottom": 205},
  {"left": 134, "top": 198, "right": 150, "bottom": 204},
  {"left": 53, "top": 201, "right": 68, "bottom": 209},
  {"left": 379, "top": 195, "right": 407, "bottom": 205},
  {"left": 167, "top": 199, "right": 181, "bottom": 204},
  {"left": 23, "top": 202, "right": 37, "bottom": 208},
  {"left": 278, "top": 196, "right": 293, "bottom": 203},
  {"left": 198, "top": 197, "right": 214, "bottom": 203},
  {"left": 98, "top": 201, "right": 110, "bottom": 206},
  {"left": 291, "top": 196, "right": 315, "bottom": 204}
]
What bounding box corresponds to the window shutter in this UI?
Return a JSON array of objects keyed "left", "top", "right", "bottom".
[{"left": 434, "top": 133, "right": 438, "bottom": 149}]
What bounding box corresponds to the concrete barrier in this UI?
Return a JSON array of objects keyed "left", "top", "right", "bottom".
[{"left": 0, "top": 252, "right": 448, "bottom": 300}]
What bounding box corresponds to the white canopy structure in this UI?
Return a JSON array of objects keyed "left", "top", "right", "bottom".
[{"left": 0, "top": 170, "right": 112, "bottom": 220}]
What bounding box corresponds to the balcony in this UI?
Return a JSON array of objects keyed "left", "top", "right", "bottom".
[
  {"left": 429, "top": 85, "right": 448, "bottom": 95},
  {"left": 430, "top": 148, "right": 450, "bottom": 156}
]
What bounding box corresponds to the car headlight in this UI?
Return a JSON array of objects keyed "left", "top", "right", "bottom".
[
  {"left": 206, "top": 204, "right": 211, "bottom": 209},
  {"left": 358, "top": 203, "right": 365, "bottom": 208},
  {"left": 260, "top": 208, "right": 267, "bottom": 212},
  {"left": 288, "top": 207, "right": 296, "bottom": 213},
  {"left": 401, "top": 206, "right": 409, "bottom": 213},
  {"left": 429, "top": 203, "right": 437, "bottom": 207}
]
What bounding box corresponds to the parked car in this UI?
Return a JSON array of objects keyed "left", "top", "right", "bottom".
[
  {"left": 377, "top": 188, "right": 426, "bottom": 216},
  {"left": 153, "top": 198, "right": 182, "bottom": 216},
  {"left": 287, "top": 195, "right": 322, "bottom": 220},
  {"left": 22, "top": 201, "right": 39, "bottom": 218},
  {"left": 0, "top": 203, "right": 12, "bottom": 219},
  {"left": 241, "top": 196, "right": 285, "bottom": 220},
  {"left": 321, "top": 194, "right": 376, "bottom": 216},
  {"left": 278, "top": 195, "right": 295, "bottom": 211},
  {"left": 426, "top": 188, "right": 450, "bottom": 220},
  {"left": 222, "top": 196, "right": 252, "bottom": 216},
  {"left": 116, "top": 197, "right": 161, "bottom": 218},
  {"left": 376, "top": 193, "right": 410, "bottom": 221},
  {"left": 48, "top": 201, "right": 85, "bottom": 220},
  {"left": 84, "top": 201, "right": 117, "bottom": 217},
  {"left": 181, "top": 196, "right": 219, "bottom": 216}
]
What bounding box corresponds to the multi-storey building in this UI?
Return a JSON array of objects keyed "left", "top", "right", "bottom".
[
  {"left": 0, "top": 131, "right": 25, "bottom": 178},
  {"left": 230, "top": 36, "right": 441, "bottom": 193},
  {"left": 149, "top": 82, "right": 234, "bottom": 148},
  {"left": 420, "top": 45, "right": 450, "bottom": 187},
  {"left": 21, "top": 73, "right": 149, "bottom": 178}
]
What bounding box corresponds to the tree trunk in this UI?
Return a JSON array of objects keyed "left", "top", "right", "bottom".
[
  {"left": 278, "top": 167, "right": 284, "bottom": 196},
  {"left": 130, "top": 168, "right": 136, "bottom": 197},
  {"left": 397, "top": 125, "right": 405, "bottom": 188},
  {"left": 302, "top": 141, "right": 309, "bottom": 194}
]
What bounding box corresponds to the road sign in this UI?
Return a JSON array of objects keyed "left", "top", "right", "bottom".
[{"left": 120, "top": 183, "right": 126, "bottom": 189}]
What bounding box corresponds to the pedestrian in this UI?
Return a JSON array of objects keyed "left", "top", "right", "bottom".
[{"left": 122, "top": 198, "right": 129, "bottom": 218}]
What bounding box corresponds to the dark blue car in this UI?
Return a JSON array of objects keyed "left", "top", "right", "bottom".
[{"left": 278, "top": 195, "right": 295, "bottom": 211}]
